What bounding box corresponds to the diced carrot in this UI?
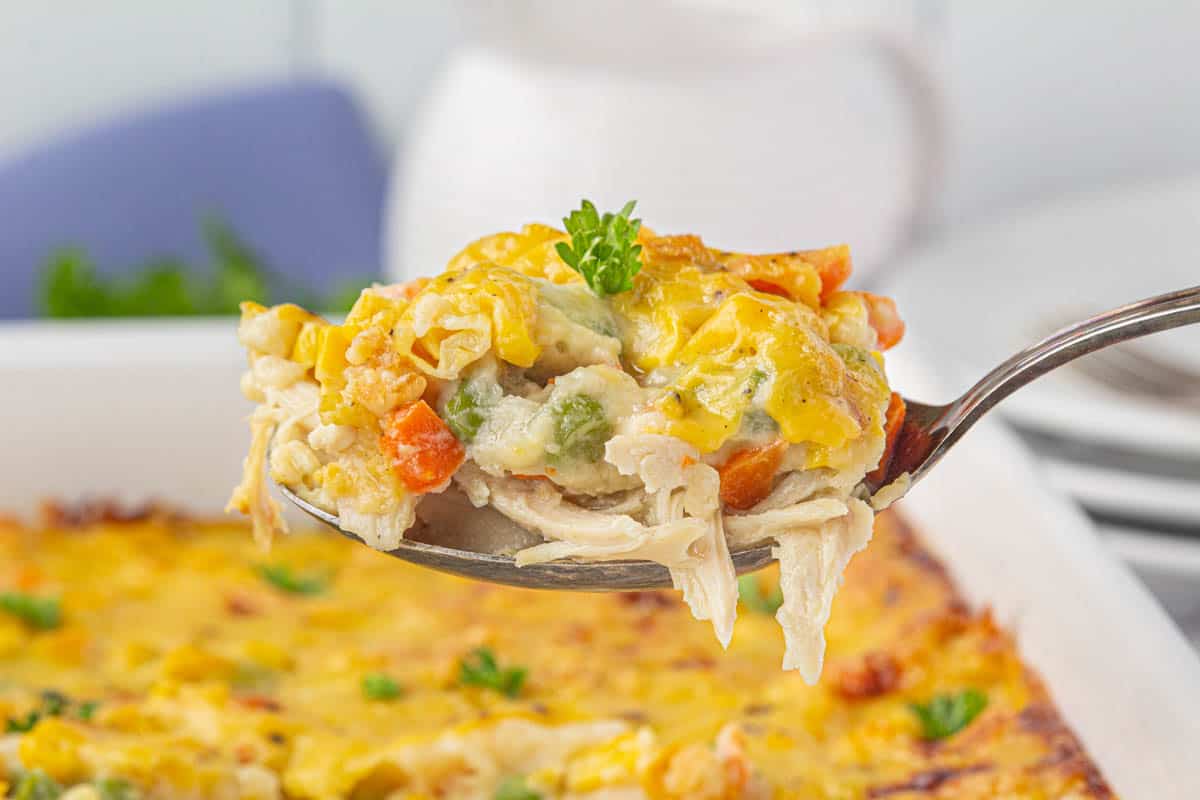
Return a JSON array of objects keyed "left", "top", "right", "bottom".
[
  {"left": 746, "top": 278, "right": 791, "bottom": 298},
  {"left": 718, "top": 438, "right": 789, "bottom": 511},
  {"left": 380, "top": 400, "right": 466, "bottom": 494},
  {"left": 235, "top": 694, "right": 282, "bottom": 712},
  {"left": 812, "top": 246, "right": 852, "bottom": 302},
  {"left": 866, "top": 392, "right": 906, "bottom": 486},
  {"left": 860, "top": 292, "right": 905, "bottom": 350},
  {"left": 224, "top": 593, "right": 259, "bottom": 617},
  {"left": 376, "top": 278, "right": 430, "bottom": 301},
  {"left": 235, "top": 742, "right": 257, "bottom": 764},
  {"left": 399, "top": 278, "right": 430, "bottom": 300},
  {"left": 15, "top": 565, "right": 43, "bottom": 591}
]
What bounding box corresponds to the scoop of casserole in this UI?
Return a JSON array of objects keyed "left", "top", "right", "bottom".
[{"left": 229, "top": 202, "right": 907, "bottom": 680}]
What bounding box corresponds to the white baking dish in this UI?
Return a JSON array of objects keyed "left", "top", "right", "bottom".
[{"left": 2, "top": 321, "right": 1198, "bottom": 798}]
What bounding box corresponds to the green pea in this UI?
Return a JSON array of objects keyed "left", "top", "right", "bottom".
[
  {"left": 551, "top": 394, "right": 612, "bottom": 463},
  {"left": 444, "top": 381, "right": 489, "bottom": 443}
]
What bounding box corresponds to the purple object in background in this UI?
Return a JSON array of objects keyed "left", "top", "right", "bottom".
[{"left": 0, "top": 80, "right": 386, "bottom": 318}]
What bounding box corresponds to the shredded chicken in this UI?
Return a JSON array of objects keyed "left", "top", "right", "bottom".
[
  {"left": 227, "top": 404, "right": 289, "bottom": 548},
  {"left": 772, "top": 497, "right": 874, "bottom": 682},
  {"left": 472, "top": 472, "right": 703, "bottom": 568},
  {"left": 743, "top": 470, "right": 831, "bottom": 513},
  {"left": 723, "top": 498, "right": 849, "bottom": 549},
  {"left": 870, "top": 473, "right": 911, "bottom": 511},
  {"left": 351, "top": 718, "right": 633, "bottom": 799},
  {"left": 608, "top": 435, "right": 738, "bottom": 648},
  {"left": 336, "top": 496, "right": 417, "bottom": 552},
  {"left": 605, "top": 434, "right": 699, "bottom": 493}
]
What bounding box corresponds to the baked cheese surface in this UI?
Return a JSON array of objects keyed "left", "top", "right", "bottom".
[{"left": 0, "top": 509, "right": 1111, "bottom": 799}]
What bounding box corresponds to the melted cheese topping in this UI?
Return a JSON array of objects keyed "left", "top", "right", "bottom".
[{"left": 0, "top": 513, "right": 1111, "bottom": 799}]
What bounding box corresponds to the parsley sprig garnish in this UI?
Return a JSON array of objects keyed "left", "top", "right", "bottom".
[
  {"left": 0, "top": 592, "right": 62, "bottom": 630},
  {"left": 555, "top": 200, "right": 643, "bottom": 297},
  {"left": 738, "top": 574, "right": 784, "bottom": 615},
  {"left": 256, "top": 564, "right": 328, "bottom": 596},
  {"left": 910, "top": 689, "right": 988, "bottom": 740},
  {"left": 458, "top": 647, "right": 527, "bottom": 698}
]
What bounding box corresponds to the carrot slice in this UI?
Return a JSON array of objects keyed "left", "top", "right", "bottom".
[
  {"left": 380, "top": 400, "right": 465, "bottom": 493},
  {"left": 866, "top": 392, "right": 906, "bottom": 486},
  {"left": 813, "top": 247, "right": 853, "bottom": 302},
  {"left": 860, "top": 292, "right": 905, "bottom": 350},
  {"left": 718, "top": 438, "right": 789, "bottom": 511},
  {"left": 746, "top": 278, "right": 791, "bottom": 298}
]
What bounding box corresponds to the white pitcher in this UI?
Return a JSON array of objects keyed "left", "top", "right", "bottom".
[{"left": 385, "top": 1, "right": 943, "bottom": 283}]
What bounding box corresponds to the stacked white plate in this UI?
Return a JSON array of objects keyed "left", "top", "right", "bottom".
[{"left": 883, "top": 176, "right": 1200, "bottom": 643}]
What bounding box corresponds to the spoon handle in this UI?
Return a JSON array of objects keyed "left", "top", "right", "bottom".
[{"left": 947, "top": 284, "right": 1200, "bottom": 430}]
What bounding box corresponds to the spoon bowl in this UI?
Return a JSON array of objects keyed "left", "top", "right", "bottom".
[
  {"left": 281, "top": 484, "right": 776, "bottom": 590},
  {"left": 280, "top": 285, "right": 1200, "bottom": 591}
]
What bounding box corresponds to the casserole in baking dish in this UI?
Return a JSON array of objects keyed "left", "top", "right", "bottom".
[{"left": 0, "top": 508, "right": 1110, "bottom": 799}]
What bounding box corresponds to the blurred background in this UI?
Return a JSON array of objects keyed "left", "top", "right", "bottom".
[{"left": 0, "top": 2, "right": 1197, "bottom": 642}]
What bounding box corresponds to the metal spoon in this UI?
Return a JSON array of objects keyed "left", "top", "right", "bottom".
[{"left": 280, "top": 285, "right": 1200, "bottom": 591}]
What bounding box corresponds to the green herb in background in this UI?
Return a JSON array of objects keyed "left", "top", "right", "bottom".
[
  {"left": 494, "top": 775, "right": 542, "bottom": 800},
  {"left": 458, "top": 647, "right": 527, "bottom": 698},
  {"left": 12, "top": 770, "right": 61, "bottom": 800},
  {"left": 38, "top": 690, "right": 68, "bottom": 717},
  {"left": 738, "top": 574, "right": 784, "bottom": 615},
  {"left": 94, "top": 778, "right": 138, "bottom": 800},
  {"left": 0, "top": 592, "right": 62, "bottom": 630},
  {"left": 38, "top": 218, "right": 370, "bottom": 318},
  {"left": 361, "top": 672, "right": 404, "bottom": 701},
  {"left": 909, "top": 689, "right": 988, "bottom": 740},
  {"left": 256, "top": 564, "right": 328, "bottom": 596},
  {"left": 324, "top": 280, "right": 374, "bottom": 315},
  {"left": 5, "top": 710, "right": 40, "bottom": 733},
  {"left": 4, "top": 689, "right": 99, "bottom": 733},
  {"left": 555, "top": 199, "right": 643, "bottom": 297},
  {"left": 202, "top": 217, "right": 270, "bottom": 312}
]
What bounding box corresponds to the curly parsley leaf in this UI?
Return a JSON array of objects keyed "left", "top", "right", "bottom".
[
  {"left": 555, "top": 199, "right": 643, "bottom": 297},
  {"left": 361, "top": 672, "right": 404, "bottom": 701},
  {"left": 737, "top": 574, "right": 783, "bottom": 615},
  {"left": 0, "top": 592, "right": 62, "bottom": 630},
  {"left": 256, "top": 564, "right": 328, "bottom": 596},
  {"left": 458, "top": 647, "right": 527, "bottom": 698},
  {"left": 494, "top": 775, "right": 541, "bottom": 800},
  {"left": 910, "top": 689, "right": 988, "bottom": 740}
]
